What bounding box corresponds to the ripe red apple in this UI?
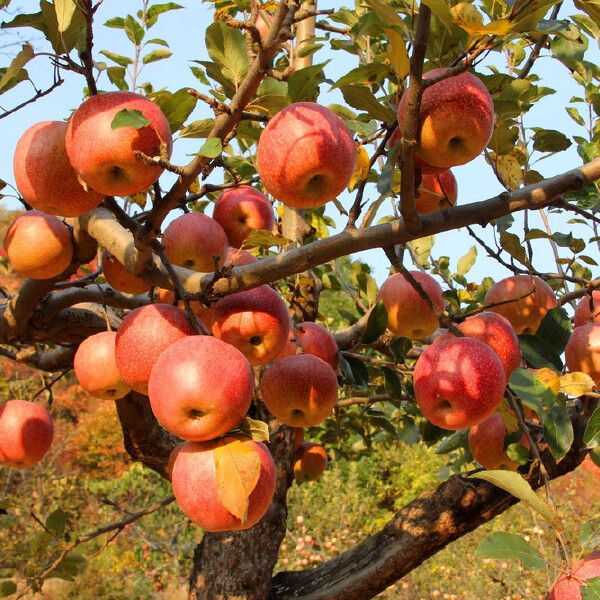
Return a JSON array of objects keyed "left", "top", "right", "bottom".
[
  {"left": 226, "top": 246, "right": 259, "bottom": 267},
  {"left": 377, "top": 270, "right": 446, "bottom": 339},
  {"left": 574, "top": 291, "right": 600, "bottom": 328},
  {"left": 3, "top": 210, "right": 73, "bottom": 279},
  {"left": 65, "top": 91, "right": 173, "bottom": 197},
  {"left": 115, "top": 303, "right": 197, "bottom": 394},
  {"left": 13, "top": 121, "right": 104, "bottom": 217},
  {"left": 484, "top": 274, "right": 557, "bottom": 334},
  {"left": 256, "top": 102, "right": 356, "bottom": 209},
  {"left": 156, "top": 287, "right": 216, "bottom": 329},
  {"left": 397, "top": 69, "right": 494, "bottom": 170},
  {"left": 148, "top": 335, "right": 253, "bottom": 441},
  {"left": 170, "top": 437, "right": 276, "bottom": 532},
  {"left": 260, "top": 354, "right": 338, "bottom": 427},
  {"left": 294, "top": 442, "right": 328, "bottom": 483},
  {"left": 213, "top": 186, "right": 275, "bottom": 249},
  {"left": 101, "top": 249, "right": 150, "bottom": 295},
  {"left": 74, "top": 331, "right": 131, "bottom": 400},
  {"left": 0, "top": 400, "right": 54, "bottom": 468},
  {"left": 162, "top": 212, "right": 229, "bottom": 273},
  {"left": 565, "top": 322, "right": 600, "bottom": 386},
  {"left": 413, "top": 337, "right": 507, "bottom": 430},
  {"left": 276, "top": 321, "right": 339, "bottom": 370},
  {"left": 548, "top": 550, "right": 600, "bottom": 599},
  {"left": 415, "top": 170, "right": 458, "bottom": 214},
  {"left": 212, "top": 285, "right": 290, "bottom": 366}
]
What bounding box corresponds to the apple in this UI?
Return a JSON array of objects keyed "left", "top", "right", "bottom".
[
  {"left": 0, "top": 400, "right": 54, "bottom": 468},
  {"left": 548, "top": 550, "right": 600, "bottom": 599},
  {"left": 484, "top": 274, "right": 557, "bottom": 334},
  {"left": 255, "top": 11, "right": 273, "bottom": 40},
  {"left": 256, "top": 102, "right": 356, "bottom": 209},
  {"left": 162, "top": 212, "right": 229, "bottom": 273},
  {"left": 293, "top": 442, "right": 328, "bottom": 483},
  {"left": 65, "top": 91, "right": 173, "bottom": 197},
  {"left": 170, "top": 437, "right": 276, "bottom": 532},
  {"left": 377, "top": 270, "right": 446, "bottom": 339},
  {"left": 276, "top": 321, "right": 339, "bottom": 370},
  {"left": 13, "top": 121, "right": 104, "bottom": 217},
  {"left": 413, "top": 337, "right": 507, "bottom": 430},
  {"left": 148, "top": 335, "right": 253, "bottom": 441},
  {"left": 3, "top": 210, "right": 73, "bottom": 280},
  {"left": 565, "top": 322, "right": 600, "bottom": 386},
  {"left": 212, "top": 285, "right": 290, "bottom": 366},
  {"left": 397, "top": 68, "right": 494, "bottom": 170},
  {"left": 156, "top": 288, "right": 216, "bottom": 329},
  {"left": 115, "top": 303, "right": 197, "bottom": 394},
  {"left": 74, "top": 331, "right": 131, "bottom": 400},
  {"left": 213, "top": 185, "right": 275, "bottom": 249},
  {"left": 260, "top": 354, "right": 338, "bottom": 427},
  {"left": 415, "top": 170, "right": 458, "bottom": 214},
  {"left": 226, "top": 246, "right": 259, "bottom": 267},
  {"left": 101, "top": 249, "right": 150, "bottom": 295},
  {"left": 434, "top": 311, "right": 521, "bottom": 377},
  {"left": 574, "top": 291, "right": 600, "bottom": 327}
]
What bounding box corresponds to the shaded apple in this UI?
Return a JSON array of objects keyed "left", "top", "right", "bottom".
[
  {"left": 226, "top": 246, "right": 259, "bottom": 267},
  {"left": 101, "top": 249, "right": 150, "bottom": 295},
  {"left": 294, "top": 442, "right": 328, "bottom": 483},
  {"left": 275, "top": 321, "right": 339, "bottom": 370},
  {"left": 415, "top": 170, "right": 458, "bottom": 214},
  {"left": 574, "top": 291, "right": 600, "bottom": 328},
  {"left": 565, "top": 322, "right": 600, "bottom": 386}
]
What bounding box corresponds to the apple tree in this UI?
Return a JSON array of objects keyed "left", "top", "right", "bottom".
[{"left": 1, "top": 0, "right": 600, "bottom": 598}]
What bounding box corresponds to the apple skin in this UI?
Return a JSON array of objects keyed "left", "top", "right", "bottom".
[
  {"left": 293, "top": 442, "right": 328, "bottom": 483},
  {"left": 484, "top": 274, "right": 557, "bottom": 335},
  {"left": 148, "top": 335, "right": 254, "bottom": 442},
  {"left": 74, "top": 331, "right": 131, "bottom": 400},
  {"left": 3, "top": 210, "right": 73, "bottom": 280},
  {"left": 13, "top": 121, "right": 104, "bottom": 217},
  {"left": 170, "top": 438, "right": 277, "bottom": 532},
  {"left": 213, "top": 185, "right": 275, "bottom": 249},
  {"left": 156, "top": 288, "right": 215, "bottom": 329},
  {"left": 226, "top": 246, "right": 259, "bottom": 267},
  {"left": 377, "top": 270, "right": 446, "bottom": 340},
  {"left": 548, "top": 550, "right": 600, "bottom": 600},
  {"left": 275, "top": 321, "right": 339, "bottom": 370},
  {"left": 65, "top": 91, "right": 173, "bottom": 197},
  {"left": 0, "top": 400, "right": 54, "bottom": 468},
  {"left": 212, "top": 285, "right": 291, "bottom": 366},
  {"left": 162, "top": 212, "right": 229, "bottom": 273},
  {"left": 397, "top": 69, "right": 494, "bottom": 170},
  {"left": 101, "top": 250, "right": 150, "bottom": 295},
  {"left": 413, "top": 337, "right": 507, "bottom": 430},
  {"left": 416, "top": 170, "right": 458, "bottom": 214},
  {"left": 260, "top": 354, "right": 339, "bottom": 427},
  {"left": 256, "top": 102, "right": 356, "bottom": 209},
  {"left": 434, "top": 311, "right": 521, "bottom": 377},
  {"left": 574, "top": 291, "right": 600, "bottom": 328},
  {"left": 115, "top": 304, "right": 197, "bottom": 394},
  {"left": 565, "top": 322, "right": 600, "bottom": 386}
]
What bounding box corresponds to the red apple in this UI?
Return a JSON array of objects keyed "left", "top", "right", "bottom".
[
  {"left": 156, "top": 288, "right": 216, "bottom": 329},
  {"left": 484, "top": 274, "right": 557, "bottom": 334},
  {"left": 293, "top": 442, "right": 328, "bottom": 483},
  {"left": 101, "top": 249, "right": 150, "bottom": 295},
  {"left": 212, "top": 285, "right": 290, "bottom": 366},
  {"left": 415, "top": 170, "right": 458, "bottom": 214},
  {"left": 74, "top": 331, "right": 131, "bottom": 400},
  {"left": 574, "top": 291, "right": 600, "bottom": 328},
  {"left": 565, "top": 322, "right": 600, "bottom": 386},
  {"left": 13, "top": 121, "right": 104, "bottom": 217},
  {"left": 413, "top": 337, "right": 507, "bottom": 430},
  {"left": 548, "top": 550, "right": 600, "bottom": 599},
  {"left": 3, "top": 210, "right": 73, "bottom": 280},
  {"left": 260, "top": 354, "right": 338, "bottom": 427},
  {"left": 377, "top": 270, "right": 446, "bottom": 339},
  {"left": 148, "top": 335, "right": 253, "bottom": 441},
  {"left": 276, "top": 321, "right": 339, "bottom": 370},
  {"left": 0, "top": 400, "right": 54, "bottom": 468},
  {"left": 65, "top": 91, "right": 173, "bottom": 197},
  {"left": 397, "top": 69, "right": 494, "bottom": 170},
  {"left": 226, "top": 246, "right": 259, "bottom": 267},
  {"left": 213, "top": 185, "right": 275, "bottom": 249},
  {"left": 170, "top": 437, "right": 276, "bottom": 532},
  {"left": 256, "top": 102, "right": 356, "bottom": 209}
]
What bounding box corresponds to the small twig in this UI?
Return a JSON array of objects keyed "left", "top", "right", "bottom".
[
  {"left": 133, "top": 150, "right": 187, "bottom": 176},
  {"left": 0, "top": 78, "right": 64, "bottom": 120}
]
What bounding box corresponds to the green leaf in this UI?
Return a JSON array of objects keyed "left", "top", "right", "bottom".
[
  {"left": 106, "top": 66, "right": 128, "bottom": 91},
  {"left": 238, "top": 417, "right": 270, "bottom": 443},
  {"left": 531, "top": 128, "right": 572, "bottom": 153},
  {"left": 111, "top": 109, "right": 150, "bottom": 130},
  {"left": 474, "top": 532, "right": 546, "bottom": 570},
  {"left": 46, "top": 507, "right": 67, "bottom": 538},
  {"left": 147, "top": 37, "right": 169, "bottom": 47},
  {"left": 339, "top": 85, "right": 396, "bottom": 123},
  {"left": 146, "top": 2, "right": 184, "bottom": 20},
  {"left": 288, "top": 62, "right": 328, "bottom": 103},
  {"left": 582, "top": 578, "right": 600, "bottom": 599},
  {"left": 142, "top": 48, "right": 172, "bottom": 64},
  {"left": 389, "top": 337, "right": 412, "bottom": 364},
  {"left": 50, "top": 552, "right": 87, "bottom": 581},
  {"left": 580, "top": 518, "right": 600, "bottom": 551},
  {"left": 382, "top": 366, "right": 403, "bottom": 399},
  {"left": 499, "top": 230, "right": 529, "bottom": 267},
  {"left": 100, "top": 49, "right": 133, "bottom": 67},
  {"left": 360, "top": 301, "right": 388, "bottom": 344},
  {"left": 544, "top": 404, "right": 574, "bottom": 459},
  {"left": 205, "top": 21, "right": 248, "bottom": 90},
  {"left": 179, "top": 118, "right": 215, "bottom": 138},
  {"left": 456, "top": 246, "right": 477, "bottom": 276},
  {"left": 124, "top": 14, "right": 144, "bottom": 45},
  {"left": 152, "top": 88, "right": 197, "bottom": 132},
  {"left": 198, "top": 137, "right": 222, "bottom": 158},
  {"left": 331, "top": 63, "right": 392, "bottom": 89},
  {"left": 584, "top": 406, "right": 600, "bottom": 449},
  {"left": 536, "top": 307, "right": 572, "bottom": 356},
  {"left": 518, "top": 334, "right": 563, "bottom": 372},
  {"left": 104, "top": 16, "right": 125, "bottom": 28},
  {"left": 340, "top": 354, "right": 369, "bottom": 389},
  {"left": 567, "top": 105, "right": 586, "bottom": 127},
  {"left": 0, "top": 581, "right": 16, "bottom": 598},
  {"left": 243, "top": 229, "right": 290, "bottom": 248},
  {"left": 509, "top": 367, "right": 556, "bottom": 417},
  {"left": 0, "top": 43, "right": 34, "bottom": 92},
  {"left": 436, "top": 429, "right": 468, "bottom": 454},
  {"left": 422, "top": 0, "right": 454, "bottom": 30}
]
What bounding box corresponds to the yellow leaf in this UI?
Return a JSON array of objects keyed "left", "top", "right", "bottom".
[
  {"left": 385, "top": 27, "right": 410, "bottom": 79},
  {"left": 451, "top": 2, "right": 513, "bottom": 35},
  {"left": 127, "top": 190, "right": 148, "bottom": 209},
  {"left": 348, "top": 144, "right": 371, "bottom": 191},
  {"left": 496, "top": 399, "right": 519, "bottom": 434},
  {"left": 533, "top": 367, "right": 561, "bottom": 394},
  {"left": 495, "top": 153, "right": 523, "bottom": 190},
  {"left": 243, "top": 229, "right": 291, "bottom": 248},
  {"left": 189, "top": 177, "right": 201, "bottom": 194},
  {"left": 560, "top": 371, "right": 596, "bottom": 397}
]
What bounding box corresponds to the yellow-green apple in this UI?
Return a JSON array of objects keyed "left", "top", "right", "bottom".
[
  {"left": 170, "top": 437, "right": 276, "bottom": 532},
  {"left": 3, "top": 210, "right": 73, "bottom": 279},
  {"left": 415, "top": 170, "right": 458, "bottom": 214},
  {"left": 0, "top": 400, "right": 54, "bottom": 468},
  {"left": 434, "top": 311, "right": 521, "bottom": 377},
  {"left": 293, "top": 442, "right": 328, "bottom": 483},
  {"left": 162, "top": 212, "right": 229, "bottom": 272},
  {"left": 115, "top": 304, "right": 197, "bottom": 394},
  {"left": 65, "top": 91, "right": 173, "bottom": 197},
  {"left": 148, "top": 335, "right": 253, "bottom": 441},
  {"left": 101, "top": 249, "right": 150, "bottom": 295},
  {"left": 413, "top": 337, "right": 507, "bottom": 430},
  {"left": 226, "top": 246, "right": 259, "bottom": 267},
  {"left": 213, "top": 185, "right": 275, "bottom": 249},
  {"left": 484, "top": 274, "right": 557, "bottom": 334},
  {"left": 377, "top": 270, "right": 446, "bottom": 339},
  {"left": 574, "top": 291, "right": 600, "bottom": 327},
  {"left": 156, "top": 287, "right": 216, "bottom": 330},
  {"left": 256, "top": 102, "right": 356, "bottom": 209},
  {"left": 565, "top": 322, "right": 600, "bottom": 386},
  {"left": 548, "top": 550, "right": 600, "bottom": 600},
  {"left": 397, "top": 69, "right": 494, "bottom": 170},
  {"left": 260, "top": 354, "right": 338, "bottom": 427},
  {"left": 276, "top": 321, "right": 339, "bottom": 370},
  {"left": 212, "top": 285, "right": 290, "bottom": 366},
  {"left": 13, "top": 121, "right": 104, "bottom": 217},
  {"left": 74, "top": 331, "right": 131, "bottom": 400}
]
